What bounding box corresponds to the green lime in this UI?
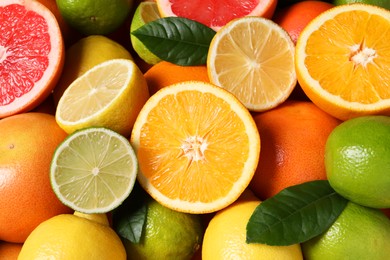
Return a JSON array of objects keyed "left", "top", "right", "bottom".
[
  {"left": 56, "top": 0, "right": 133, "bottom": 35},
  {"left": 325, "top": 115, "right": 390, "bottom": 208},
  {"left": 333, "top": 0, "right": 390, "bottom": 10},
  {"left": 302, "top": 202, "right": 390, "bottom": 259},
  {"left": 122, "top": 197, "right": 204, "bottom": 259},
  {"left": 50, "top": 127, "right": 138, "bottom": 214},
  {"left": 130, "top": 1, "right": 162, "bottom": 65}
]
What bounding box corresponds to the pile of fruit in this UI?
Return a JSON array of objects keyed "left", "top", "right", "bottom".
[{"left": 1, "top": 0, "right": 390, "bottom": 259}]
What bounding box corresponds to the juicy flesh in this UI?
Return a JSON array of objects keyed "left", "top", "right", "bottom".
[
  {"left": 304, "top": 10, "right": 390, "bottom": 104},
  {"left": 138, "top": 90, "right": 251, "bottom": 203},
  {"left": 169, "top": 0, "right": 259, "bottom": 28},
  {"left": 213, "top": 21, "right": 295, "bottom": 107},
  {"left": 0, "top": 4, "right": 50, "bottom": 106}
]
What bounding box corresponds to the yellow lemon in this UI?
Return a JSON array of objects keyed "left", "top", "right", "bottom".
[{"left": 18, "top": 212, "right": 126, "bottom": 259}]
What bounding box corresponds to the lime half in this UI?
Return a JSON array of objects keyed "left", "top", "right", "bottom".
[{"left": 50, "top": 127, "right": 138, "bottom": 213}]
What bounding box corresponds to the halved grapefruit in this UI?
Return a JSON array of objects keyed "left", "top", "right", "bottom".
[
  {"left": 0, "top": 0, "right": 64, "bottom": 118},
  {"left": 156, "top": 0, "right": 278, "bottom": 31}
]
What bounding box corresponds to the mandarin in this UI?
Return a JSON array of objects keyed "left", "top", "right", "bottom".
[
  {"left": 144, "top": 61, "right": 209, "bottom": 95},
  {"left": 0, "top": 113, "right": 73, "bottom": 243},
  {"left": 273, "top": 1, "right": 334, "bottom": 44},
  {"left": 249, "top": 101, "right": 341, "bottom": 200}
]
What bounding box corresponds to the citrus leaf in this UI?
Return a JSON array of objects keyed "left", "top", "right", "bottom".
[
  {"left": 112, "top": 183, "right": 148, "bottom": 243},
  {"left": 246, "top": 180, "right": 348, "bottom": 246},
  {"left": 131, "top": 17, "right": 216, "bottom": 66}
]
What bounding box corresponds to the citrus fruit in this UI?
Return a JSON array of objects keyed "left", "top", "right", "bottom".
[
  {"left": 0, "top": 112, "right": 72, "bottom": 243},
  {"left": 202, "top": 190, "right": 303, "bottom": 259},
  {"left": 295, "top": 4, "right": 390, "bottom": 120},
  {"left": 55, "top": 59, "right": 149, "bottom": 136},
  {"left": 144, "top": 61, "right": 209, "bottom": 95},
  {"left": 273, "top": 1, "right": 334, "bottom": 44},
  {"left": 207, "top": 16, "right": 297, "bottom": 112},
  {"left": 56, "top": 0, "right": 133, "bottom": 35},
  {"left": 302, "top": 202, "right": 390, "bottom": 260},
  {"left": 122, "top": 197, "right": 204, "bottom": 259},
  {"left": 50, "top": 127, "right": 138, "bottom": 214},
  {"left": 325, "top": 115, "right": 390, "bottom": 208},
  {"left": 156, "top": 0, "right": 277, "bottom": 31},
  {"left": 131, "top": 1, "right": 162, "bottom": 65},
  {"left": 130, "top": 81, "right": 260, "bottom": 214},
  {"left": 18, "top": 212, "right": 126, "bottom": 259},
  {"left": 52, "top": 35, "right": 133, "bottom": 104},
  {"left": 333, "top": 0, "right": 390, "bottom": 10},
  {"left": 249, "top": 101, "right": 341, "bottom": 200},
  {"left": 0, "top": 0, "right": 64, "bottom": 119},
  {"left": 0, "top": 241, "right": 23, "bottom": 260}
]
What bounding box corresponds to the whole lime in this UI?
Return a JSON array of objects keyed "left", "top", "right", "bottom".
[
  {"left": 122, "top": 198, "right": 204, "bottom": 259},
  {"left": 325, "top": 115, "right": 390, "bottom": 208},
  {"left": 302, "top": 202, "right": 390, "bottom": 259},
  {"left": 56, "top": 0, "right": 133, "bottom": 35},
  {"left": 333, "top": 0, "right": 390, "bottom": 9}
]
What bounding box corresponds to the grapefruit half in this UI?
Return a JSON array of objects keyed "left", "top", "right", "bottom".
[
  {"left": 0, "top": 0, "right": 64, "bottom": 118},
  {"left": 156, "top": 0, "right": 278, "bottom": 31}
]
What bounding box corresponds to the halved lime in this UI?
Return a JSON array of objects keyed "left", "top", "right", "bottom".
[{"left": 50, "top": 127, "right": 138, "bottom": 214}]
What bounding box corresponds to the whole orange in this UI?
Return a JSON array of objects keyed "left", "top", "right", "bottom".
[
  {"left": 0, "top": 112, "right": 73, "bottom": 243},
  {"left": 273, "top": 1, "right": 334, "bottom": 44},
  {"left": 144, "top": 61, "right": 209, "bottom": 95},
  {"left": 249, "top": 101, "right": 341, "bottom": 200}
]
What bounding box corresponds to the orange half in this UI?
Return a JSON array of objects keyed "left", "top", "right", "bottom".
[
  {"left": 295, "top": 4, "right": 390, "bottom": 120},
  {"left": 130, "top": 81, "right": 260, "bottom": 214}
]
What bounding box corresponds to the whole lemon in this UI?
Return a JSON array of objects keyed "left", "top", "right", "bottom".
[
  {"left": 325, "top": 115, "right": 390, "bottom": 208},
  {"left": 302, "top": 202, "right": 390, "bottom": 259},
  {"left": 202, "top": 190, "right": 303, "bottom": 260},
  {"left": 18, "top": 212, "right": 126, "bottom": 259}
]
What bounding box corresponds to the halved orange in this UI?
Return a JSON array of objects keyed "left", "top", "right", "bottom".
[
  {"left": 295, "top": 4, "right": 390, "bottom": 120},
  {"left": 130, "top": 81, "right": 260, "bottom": 214},
  {"left": 207, "top": 17, "right": 297, "bottom": 112},
  {"left": 0, "top": 0, "right": 64, "bottom": 118},
  {"left": 156, "top": 0, "right": 277, "bottom": 31}
]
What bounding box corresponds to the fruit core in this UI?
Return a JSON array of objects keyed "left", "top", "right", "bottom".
[
  {"left": 349, "top": 42, "right": 377, "bottom": 68},
  {"left": 181, "top": 136, "right": 208, "bottom": 161}
]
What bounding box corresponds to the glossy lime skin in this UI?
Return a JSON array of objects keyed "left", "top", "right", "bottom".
[{"left": 325, "top": 116, "right": 390, "bottom": 208}]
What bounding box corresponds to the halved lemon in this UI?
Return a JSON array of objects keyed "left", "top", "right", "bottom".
[
  {"left": 207, "top": 16, "right": 297, "bottom": 112},
  {"left": 295, "top": 4, "right": 390, "bottom": 120},
  {"left": 55, "top": 59, "right": 149, "bottom": 136},
  {"left": 130, "top": 81, "right": 260, "bottom": 214}
]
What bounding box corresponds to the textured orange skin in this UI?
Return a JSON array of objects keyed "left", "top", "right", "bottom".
[
  {"left": 144, "top": 61, "right": 210, "bottom": 95},
  {"left": 249, "top": 101, "right": 341, "bottom": 200},
  {"left": 0, "top": 113, "right": 73, "bottom": 243},
  {"left": 273, "top": 1, "right": 334, "bottom": 44}
]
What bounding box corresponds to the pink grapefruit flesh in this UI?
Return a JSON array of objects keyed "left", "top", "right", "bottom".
[
  {"left": 0, "top": 0, "right": 64, "bottom": 118},
  {"left": 156, "top": 0, "right": 278, "bottom": 31}
]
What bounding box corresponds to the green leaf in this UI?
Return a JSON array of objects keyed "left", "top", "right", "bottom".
[
  {"left": 112, "top": 183, "right": 148, "bottom": 243},
  {"left": 246, "top": 180, "right": 348, "bottom": 246},
  {"left": 131, "top": 17, "right": 216, "bottom": 66}
]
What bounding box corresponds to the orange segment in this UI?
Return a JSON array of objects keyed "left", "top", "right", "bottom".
[
  {"left": 295, "top": 4, "right": 390, "bottom": 120},
  {"left": 130, "top": 81, "right": 260, "bottom": 214},
  {"left": 207, "top": 17, "right": 297, "bottom": 112}
]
